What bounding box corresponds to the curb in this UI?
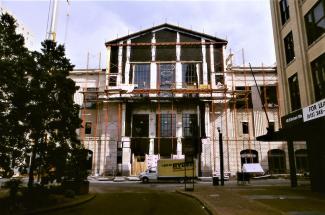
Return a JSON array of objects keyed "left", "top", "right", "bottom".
[
  {"left": 22, "top": 193, "right": 96, "bottom": 215},
  {"left": 176, "top": 190, "right": 215, "bottom": 215}
]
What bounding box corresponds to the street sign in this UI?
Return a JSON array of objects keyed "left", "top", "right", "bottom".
[{"left": 303, "top": 98, "right": 325, "bottom": 122}]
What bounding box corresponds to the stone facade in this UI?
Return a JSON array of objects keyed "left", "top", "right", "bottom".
[{"left": 69, "top": 23, "right": 308, "bottom": 177}]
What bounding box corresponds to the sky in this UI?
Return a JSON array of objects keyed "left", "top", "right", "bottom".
[{"left": 1, "top": 0, "right": 276, "bottom": 69}]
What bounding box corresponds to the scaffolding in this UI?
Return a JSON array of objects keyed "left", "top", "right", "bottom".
[{"left": 77, "top": 42, "right": 280, "bottom": 177}]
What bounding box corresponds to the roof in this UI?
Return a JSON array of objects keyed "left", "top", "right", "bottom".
[{"left": 105, "top": 23, "right": 227, "bottom": 46}]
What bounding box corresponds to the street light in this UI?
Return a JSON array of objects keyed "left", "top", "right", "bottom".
[{"left": 217, "top": 127, "right": 224, "bottom": 186}]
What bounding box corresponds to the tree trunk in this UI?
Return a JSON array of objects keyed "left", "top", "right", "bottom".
[{"left": 28, "top": 141, "right": 37, "bottom": 188}]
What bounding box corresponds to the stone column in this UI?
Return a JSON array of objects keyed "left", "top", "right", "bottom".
[
  {"left": 105, "top": 46, "right": 111, "bottom": 87},
  {"left": 149, "top": 112, "right": 156, "bottom": 155},
  {"left": 150, "top": 33, "right": 157, "bottom": 97},
  {"left": 124, "top": 39, "right": 131, "bottom": 84},
  {"left": 201, "top": 38, "right": 208, "bottom": 85},
  {"left": 117, "top": 41, "right": 123, "bottom": 85},
  {"left": 210, "top": 44, "right": 215, "bottom": 88},
  {"left": 121, "top": 136, "right": 131, "bottom": 176},
  {"left": 176, "top": 112, "right": 182, "bottom": 156}
]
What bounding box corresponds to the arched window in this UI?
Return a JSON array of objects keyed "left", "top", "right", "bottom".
[
  {"left": 295, "top": 149, "right": 309, "bottom": 173},
  {"left": 268, "top": 149, "right": 286, "bottom": 174},
  {"left": 240, "top": 149, "right": 259, "bottom": 166}
]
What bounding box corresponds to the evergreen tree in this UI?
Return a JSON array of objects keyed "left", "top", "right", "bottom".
[
  {"left": 27, "top": 40, "right": 82, "bottom": 187},
  {"left": 0, "top": 13, "right": 82, "bottom": 185},
  {"left": 0, "top": 13, "right": 33, "bottom": 177}
]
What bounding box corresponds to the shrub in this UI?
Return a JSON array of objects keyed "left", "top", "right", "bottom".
[
  {"left": 2, "top": 179, "right": 22, "bottom": 200},
  {"left": 64, "top": 189, "right": 75, "bottom": 198}
]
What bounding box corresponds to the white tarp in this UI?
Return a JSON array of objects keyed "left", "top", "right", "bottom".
[{"left": 242, "top": 163, "right": 264, "bottom": 173}]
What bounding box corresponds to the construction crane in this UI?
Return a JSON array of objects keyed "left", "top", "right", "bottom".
[{"left": 46, "top": 0, "right": 70, "bottom": 42}]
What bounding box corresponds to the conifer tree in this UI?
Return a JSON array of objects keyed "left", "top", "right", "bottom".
[
  {"left": 0, "top": 13, "right": 33, "bottom": 177},
  {"left": 0, "top": 13, "right": 83, "bottom": 185}
]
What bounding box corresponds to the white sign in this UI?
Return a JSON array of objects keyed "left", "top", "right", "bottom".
[
  {"left": 242, "top": 163, "right": 264, "bottom": 173},
  {"left": 303, "top": 98, "right": 325, "bottom": 122}
]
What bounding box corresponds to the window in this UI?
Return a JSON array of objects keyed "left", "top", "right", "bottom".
[
  {"left": 284, "top": 32, "right": 295, "bottom": 64},
  {"left": 304, "top": 0, "right": 325, "bottom": 45},
  {"left": 295, "top": 149, "right": 309, "bottom": 173},
  {"left": 182, "top": 64, "right": 198, "bottom": 88},
  {"left": 182, "top": 114, "right": 198, "bottom": 137},
  {"left": 288, "top": 73, "right": 301, "bottom": 111},
  {"left": 280, "top": 0, "right": 290, "bottom": 25},
  {"left": 215, "top": 64, "right": 224, "bottom": 85},
  {"left": 311, "top": 53, "right": 325, "bottom": 101},
  {"left": 84, "top": 88, "right": 98, "bottom": 101},
  {"left": 242, "top": 122, "right": 249, "bottom": 134},
  {"left": 260, "top": 86, "right": 278, "bottom": 107},
  {"left": 109, "top": 75, "right": 117, "bottom": 86},
  {"left": 159, "top": 64, "right": 175, "bottom": 89},
  {"left": 268, "top": 149, "right": 286, "bottom": 174},
  {"left": 240, "top": 149, "right": 258, "bottom": 165},
  {"left": 157, "top": 114, "right": 176, "bottom": 137},
  {"left": 235, "top": 86, "right": 253, "bottom": 109},
  {"left": 215, "top": 75, "right": 224, "bottom": 85},
  {"left": 85, "top": 122, "right": 92, "bottom": 134},
  {"left": 132, "top": 114, "right": 149, "bottom": 137},
  {"left": 133, "top": 64, "right": 150, "bottom": 89},
  {"left": 83, "top": 88, "right": 98, "bottom": 109}
]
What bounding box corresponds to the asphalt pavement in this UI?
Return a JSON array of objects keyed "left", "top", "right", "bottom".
[{"left": 46, "top": 182, "right": 209, "bottom": 215}]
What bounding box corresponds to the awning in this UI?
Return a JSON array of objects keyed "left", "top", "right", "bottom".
[
  {"left": 256, "top": 127, "right": 306, "bottom": 142},
  {"left": 242, "top": 163, "right": 264, "bottom": 173}
]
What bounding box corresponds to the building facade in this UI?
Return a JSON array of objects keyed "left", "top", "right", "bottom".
[
  {"left": 70, "top": 24, "right": 307, "bottom": 177},
  {"left": 270, "top": 0, "right": 324, "bottom": 191}
]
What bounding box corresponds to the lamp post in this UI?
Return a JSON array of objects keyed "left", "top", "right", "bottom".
[{"left": 217, "top": 127, "right": 224, "bottom": 186}]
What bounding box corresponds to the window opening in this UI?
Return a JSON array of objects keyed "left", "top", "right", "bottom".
[
  {"left": 311, "top": 53, "right": 325, "bottom": 101},
  {"left": 85, "top": 122, "right": 92, "bottom": 134},
  {"left": 288, "top": 73, "right": 301, "bottom": 111},
  {"left": 242, "top": 122, "right": 249, "bottom": 134},
  {"left": 182, "top": 64, "right": 198, "bottom": 88},
  {"left": 280, "top": 0, "right": 290, "bottom": 25},
  {"left": 182, "top": 114, "right": 198, "bottom": 137},
  {"left": 284, "top": 31, "right": 295, "bottom": 64},
  {"left": 134, "top": 64, "right": 150, "bottom": 89},
  {"left": 304, "top": 0, "right": 325, "bottom": 45}
]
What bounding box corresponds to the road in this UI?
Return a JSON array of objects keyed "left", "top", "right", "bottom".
[{"left": 46, "top": 182, "right": 210, "bottom": 215}]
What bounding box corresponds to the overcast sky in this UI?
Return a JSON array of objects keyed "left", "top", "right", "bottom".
[{"left": 1, "top": 0, "right": 276, "bottom": 69}]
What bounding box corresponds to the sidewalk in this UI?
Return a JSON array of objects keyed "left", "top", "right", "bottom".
[{"left": 178, "top": 179, "right": 325, "bottom": 215}]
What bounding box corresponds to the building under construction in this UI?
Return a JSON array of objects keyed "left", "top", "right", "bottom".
[{"left": 69, "top": 23, "right": 308, "bottom": 176}]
